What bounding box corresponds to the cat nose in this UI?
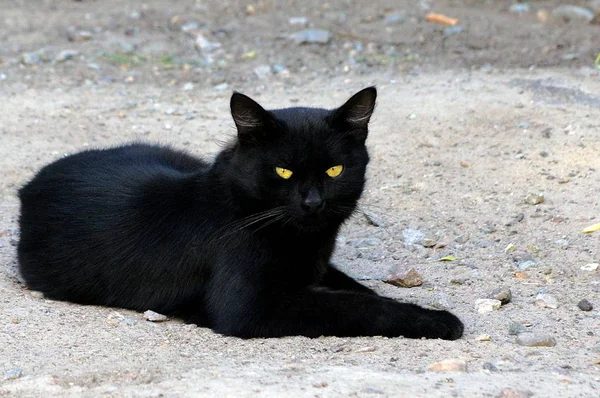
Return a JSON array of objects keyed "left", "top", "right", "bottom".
[{"left": 301, "top": 189, "right": 324, "bottom": 213}]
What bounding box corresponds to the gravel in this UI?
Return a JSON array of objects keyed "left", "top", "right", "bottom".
[
  {"left": 515, "top": 333, "right": 557, "bottom": 347},
  {"left": 577, "top": 299, "right": 593, "bottom": 311},
  {"left": 428, "top": 359, "right": 468, "bottom": 373},
  {"left": 143, "top": 310, "right": 168, "bottom": 322},
  {"left": 383, "top": 266, "right": 423, "bottom": 288},
  {"left": 475, "top": 299, "right": 502, "bottom": 314},
  {"left": 535, "top": 293, "right": 558, "bottom": 309},
  {"left": 487, "top": 287, "right": 513, "bottom": 305}
]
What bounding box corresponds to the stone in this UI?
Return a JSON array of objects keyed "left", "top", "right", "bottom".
[
  {"left": 213, "top": 83, "right": 229, "bottom": 91},
  {"left": 290, "top": 29, "right": 331, "bottom": 44},
  {"left": 430, "top": 293, "right": 455, "bottom": 310},
  {"left": 482, "top": 362, "right": 499, "bottom": 372},
  {"left": 67, "top": 28, "right": 93, "bottom": 42},
  {"left": 21, "top": 52, "right": 42, "bottom": 65},
  {"left": 524, "top": 193, "right": 544, "bottom": 205},
  {"left": 497, "top": 389, "right": 533, "bottom": 398},
  {"left": 428, "top": 359, "right": 468, "bottom": 373},
  {"left": 3, "top": 369, "right": 23, "bottom": 381},
  {"left": 362, "top": 210, "right": 385, "bottom": 227},
  {"left": 515, "top": 333, "right": 556, "bottom": 347},
  {"left": 383, "top": 266, "right": 423, "bottom": 288},
  {"left": 55, "top": 49, "right": 79, "bottom": 62},
  {"left": 402, "top": 228, "right": 424, "bottom": 245},
  {"left": 443, "top": 26, "right": 463, "bottom": 36},
  {"left": 487, "top": 287, "right": 512, "bottom": 305},
  {"left": 475, "top": 299, "right": 502, "bottom": 314},
  {"left": 347, "top": 238, "right": 381, "bottom": 248},
  {"left": 580, "top": 263, "right": 599, "bottom": 271},
  {"left": 288, "top": 16, "right": 308, "bottom": 26},
  {"left": 253, "top": 65, "right": 272, "bottom": 80},
  {"left": 476, "top": 334, "right": 491, "bottom": 342},
  {"left": 420, "top": 238, "right": 437, "bottom": 248},
  {"left": 180, "top": 21, "right": 200, "bottom": 33},
  {"left": 577, "top": 299, "right": 593, "bottom": 311},
  {"left": 383, "top": 12, "right": 405, "bottom": 24},
  {"left": 552, "top": 5, "right": 595, "bottom": 22},
  {"left": 508, "top": 322, "right": 527, "bottom": 335},
  {"left": 535, "top": 293, "right": 558, "bottom": 309},
  {"left": 195, "top": 34, "right": 221, "bottom": 52},
  {"left": 143, "top": 310, "right": 168, "bottom": 322},
  {"left": 509, "top": 4, "right": 531, "bottom": 14}
]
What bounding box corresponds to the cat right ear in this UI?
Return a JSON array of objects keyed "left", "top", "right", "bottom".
[
  {"left": 230, "top": 92, "right": 274, "bottom": 143},
  {"left": 330, "top": 87, "right": 377, "bottom": 141}
]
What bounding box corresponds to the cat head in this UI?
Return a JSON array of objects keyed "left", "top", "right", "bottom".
[{"left": 226, "top": 87, "right": 376, "bottom": 232}]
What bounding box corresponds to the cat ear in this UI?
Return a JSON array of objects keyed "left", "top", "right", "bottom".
[
  {"left": 230, "top": 92, "right": 274, "bottom": 142},
  {"left": 331, "top": 87, "right": 377, "bottom": 140}
]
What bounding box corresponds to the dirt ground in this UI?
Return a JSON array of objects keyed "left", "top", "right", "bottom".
[{"left": 1, "top": 0, "right": 600, "bottom": 397}]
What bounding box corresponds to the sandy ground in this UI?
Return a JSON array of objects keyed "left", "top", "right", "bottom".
[{"left": 1, "top": 1, "right": 600, "bottom": 397}]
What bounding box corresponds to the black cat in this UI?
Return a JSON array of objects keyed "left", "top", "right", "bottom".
[{"left": 17, "top": 87, "right": 463, "bottom": 340}]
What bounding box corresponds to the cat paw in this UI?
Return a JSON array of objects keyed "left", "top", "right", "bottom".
[
  {"left": 412, "top": 310, "right": 464, "bottom": 340},
  {"left": 428, "top": 310, "right": 464, "bottom": 340}
]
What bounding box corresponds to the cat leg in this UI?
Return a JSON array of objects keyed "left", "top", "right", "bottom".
[
  {"left": 210, "top": 288, "right": 463, "bottom": 340},
  {"left": 320, "top": 265, "right": 377, "bottom": 295}
]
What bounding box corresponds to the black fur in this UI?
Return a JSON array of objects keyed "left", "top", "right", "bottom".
[{"left": 17, "top": 87, "right": 464, "bottom": 340}]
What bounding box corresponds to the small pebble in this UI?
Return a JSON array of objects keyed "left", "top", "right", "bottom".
[
  {"left": 290, "top": 29, "right": 331, "bottom": 44},
  {"left": 476, "top": 334, "right": 491, "bottom": 342},
  {"left": 383, "top": 266, "right": 423, "bottom": 288},
  {"left": 420, "top": 238, "right": 437, "bottom": 248},
  {"left": 362, "top": 210, "right": 385, "bottom": 227},
  {"left": 195, "top": 34, "right": 221, "bottom": 52},
  {"left": 402, "top": 228, "right": 424, "bottom": 245},
  {"left": 67, "top": 28, "right": 93, "bottom": 42},
  {"left": 487, "top": 287, "right": 512, "bottom": 305},
  {"left": 580, "top": 263, "right": 599, "bottom": 271},
  {"left": 428, "top": 359, "right": 468, "bottom": 373},
  {"left": 443, "top": 26, "right": 463, "bottom": 36},
  {"left": 213, "top": 83, "right": 229, "bottom": 91},
  {"left": 288, "top": 16, "right": 308, "bottom": 26},
  {"left": 3, "top": 369, "right": 23, "bottom": 381},
  {"left": 517, "top": 121, "right": 530, "bottom": 129},
  {"left": 508, "top": 322, "right": 527, "bottom": 335},
  {"left": 552, "top": 5, "right": 595, "bottom": 22},
  {"left": 253, "top": 65, "right": 272, "bottom": 80},
  {"left": 346, "top": 238, "right": 381, "bottom": 248},
  {"left": 482, "top": 362, "right": 499, "bottom": 372},
  {"left": 535, "top": 293, "right": 558, "bottom": 309},
  {"left": 475, "top": 299, "right": 502, "bottom": 314},
  {"left": 182, "top": 82, "right": 194, "bottom": 91},
  {"left": 577, "top": 299, "right": 593, "bottom": 311},
  {"left": 430, "top": 292, "right": 455, "bottom": 310},
  {"left": 383, "top": 12, "right": 405, "bottom": 25},
  {"left": 55, "top": 49, "right": 79, "bottom": 62},
  {"left": 524, "top": 193, "right": 544, "bottom": 205},
  {"left": 515, "top": 333, "right": 556, "bottom": 347},
  {"left": 497, "top": 389, "right": 533, "bottom": 398},
  {"left": 355, "top": 346, "right": 377, "bottom": 353},
  {"left": 509, "top": 4, "right": 531, "bottom": 14},
  {"left": 21, "top": 52, "right": 42, "bottom": 65},
  {"left": 143, "top": 310, "right": 168, "bottom": 322}
]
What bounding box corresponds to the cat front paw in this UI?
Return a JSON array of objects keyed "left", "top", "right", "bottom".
[
  {"left": 412, "top": 310, "right": 464, "bottom": 340},
  {"left": 428, "top": 310, "right": 464, "bottom": 340}
]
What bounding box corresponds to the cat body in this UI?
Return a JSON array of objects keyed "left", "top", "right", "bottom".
[{"left": 18, "top": 88, "right": 464, "bottom": 339}]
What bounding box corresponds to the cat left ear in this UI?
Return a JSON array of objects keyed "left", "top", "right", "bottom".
[
  {"left": 230, "top": 92, "right": 274, "bottom": 142},
  {"left": 330, "top": 87, "right": 377, "bottom": 140}
]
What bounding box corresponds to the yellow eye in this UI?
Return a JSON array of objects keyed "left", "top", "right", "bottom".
[
  {"left": 275, "top": 167, "right": 293, "bottom": 179},
  {"left": 326, "top": 165, "right": 344, "bottom": 178}
]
